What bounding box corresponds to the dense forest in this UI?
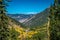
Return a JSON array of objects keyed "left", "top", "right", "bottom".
[{"left": 0, "top": 0, "right": 60, "bottom": 40}]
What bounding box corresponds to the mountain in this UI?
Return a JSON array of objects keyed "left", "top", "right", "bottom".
[
  {"left": 23, "top": 8, "right": 50, "bottom": 27},
  {"left": 8, "top": 14, "right": 34, "bottom": 23},
  {"left": 7, "top": 8, "right": 50, "bottom": 27},
  {"left": 8, "top": 8, "right": 50, "bottom": 27}
]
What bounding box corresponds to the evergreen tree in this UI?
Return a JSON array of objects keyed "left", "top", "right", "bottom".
[
  {"left": 0, "top": 0, "right": 20, "bottom": 40},
  {"left": 0, "top": 0, "right": 10, "bottom": 40},
  {"left": 49, "top": 0, "right": 60, "bottom": 40}
]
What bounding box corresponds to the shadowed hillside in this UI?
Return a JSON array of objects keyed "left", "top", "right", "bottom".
[{"left": 23, "top": 8, "right": 50, "bottom": 27}]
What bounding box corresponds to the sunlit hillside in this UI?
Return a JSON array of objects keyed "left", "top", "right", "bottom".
[
  {"left": 8, "top": 17, "right": 37, "bottom": 39},
  {"left": 8, "top": 17, "right": 48, "bottom": 40}
]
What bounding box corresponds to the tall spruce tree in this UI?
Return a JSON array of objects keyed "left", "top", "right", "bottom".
[
  {"left": 49, "top": 0, "right": 60, "bottom": 40},
  {"left": 0, "top": 0, "right": 20, "bottom": 40},
  {"left": 0, "top": 0, "right": 11, "bottom": 40}
]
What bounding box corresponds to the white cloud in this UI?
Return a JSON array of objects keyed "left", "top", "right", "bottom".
[
  {"left": 20, "top": 12, "right": 38, "bottom": 14},
  {"left": 26, "top": 12, "right": 38, "bottom": 14}
]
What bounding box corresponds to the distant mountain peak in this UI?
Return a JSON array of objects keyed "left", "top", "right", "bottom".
[{"left": 8, "top": 14, "right": 34, "bottom": 23}]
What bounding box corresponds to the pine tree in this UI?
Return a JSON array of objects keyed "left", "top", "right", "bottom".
[
  {"left": 0, "top": 0, "right": 11, "bottom": 40},
  {"left": 0, "top": 0, "right": 20, "bottom": 40},
  {"left": 49, "top": 0, "right": 60, "bottom": 40},
  {"left": 0, "top": 0, "right": 9, "bottom": 40}
]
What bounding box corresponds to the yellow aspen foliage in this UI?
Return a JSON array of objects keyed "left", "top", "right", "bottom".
[
  {"left": 14, "top": 26, "right": 38, "bottom": 38},
  {"left": 9, "top": 24, "right": 38, "bottom": 39}
]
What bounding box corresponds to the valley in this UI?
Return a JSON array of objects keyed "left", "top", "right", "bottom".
[
  {"left": 7, "top": 8, "right": 50, "bottom": 40},
  {"left": 0, "top": 0, "right": 60, "bottom": 40}
]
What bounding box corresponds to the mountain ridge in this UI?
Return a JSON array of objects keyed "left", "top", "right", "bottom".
[
  {"left": 23, "top": 8, "right": 50, "bottom": 27},
  {"left": 7, "top": 14, "right": 34, "bottom": 23},
  {"left": 7, "top": 8, "right": 50, "bottom": 27}
]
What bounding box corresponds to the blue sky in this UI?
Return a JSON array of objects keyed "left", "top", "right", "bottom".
[{"left": 7, "top": 0, "right": 54, "bottom": 14}]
